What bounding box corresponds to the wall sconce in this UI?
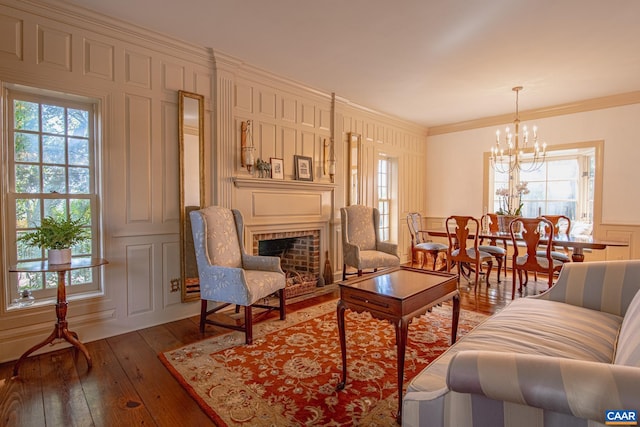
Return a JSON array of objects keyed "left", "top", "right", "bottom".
[
  {"left": 241, "top": 120, "right": 255, "bottom": 173},
  {"left": 323, "top": 137, "right": 336, "bottom": 183}
]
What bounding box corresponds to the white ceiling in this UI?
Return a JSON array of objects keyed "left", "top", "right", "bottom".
[{"left": 62, "top": 0, "right": 640, "bottom": 127}]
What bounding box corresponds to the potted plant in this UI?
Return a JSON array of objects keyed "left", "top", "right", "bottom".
[{"left": 18, "top": 216, "right": 90, "bottom": 264}]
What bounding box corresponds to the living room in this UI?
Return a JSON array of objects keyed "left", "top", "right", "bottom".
[{"left": 1, "top": 0, "right": 639, "bottom": 424}]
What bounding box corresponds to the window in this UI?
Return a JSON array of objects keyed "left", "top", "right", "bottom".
[
  {"left": 377, "top": 153, "right": 397, "bottom": 241},
  {"left": 490, "top": 145, "right": 596, "bottom": 237},
  {"left": 5, "top": 88, "right": 101, "bottom": 305}
]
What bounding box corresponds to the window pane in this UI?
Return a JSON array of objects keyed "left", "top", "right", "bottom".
[
  {"left": 70, "top": 199, "right": 91, "bottom": 221},
  {"left": 69, "top": 167, "right": 90, "bottom": 194},
  {"left": 15, "top": 164, "right": 41, "bottom": 193},
  {"left": 43, "top": 165, "right": 66, "bottom": 193},
  {"left": 68, "top": 108, "right": 89, "bottom": 137},
  {"left": 15, "top": 199, "right": 41, "bottom": 228},
  {"left": 14, "top": 100, "right": 39, "bottom": 131},
  {"left": 14, "top": 132, "right": 40, "bottom": 162},
  {"left": 42, "top": 104, "right": 65, "bottom": 134},
  {"left": 547, "top": 160, "right": 578, "bottom": 180},
  {"left": 44, "top": 199, "right": 67, "bottom": 219},
  {"left": 547, "top": 180, "right": 576, "bottom": 200},
  {"left": 17, "top": 272, "right": 43, "bottom": 293},
  {"left": 16, "top": 232, "right": 43, "bottom": 260},
  {"left": 42, "top": 135, "right": 66, "bottom": 164},
  {"left": 69, "top": 138, "right": 89, "bottom": 165}
]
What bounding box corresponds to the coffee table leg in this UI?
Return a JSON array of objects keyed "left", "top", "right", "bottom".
[
  {"left": 451, "top": 293, "right": 460, "bottom": 344},
  {"left": 336, "top": 300, "right": 347, "bottom": 390},
  {"left": 395, "top": 318, "right": 409, "bottom": 424}
]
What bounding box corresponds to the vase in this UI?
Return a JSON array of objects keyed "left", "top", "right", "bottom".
[
  {"left": 497, "top": 215, "right": 522, "bottom": 234},
  {"left": 48, "top": 248, "right": 72, "bottom": 265}
]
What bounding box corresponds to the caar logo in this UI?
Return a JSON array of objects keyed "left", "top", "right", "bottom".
[{"left": 606, "top": 410, "right": 637, "bottom": 425}]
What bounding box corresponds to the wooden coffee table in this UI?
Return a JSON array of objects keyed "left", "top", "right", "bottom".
[{"left": 335, "top": 266, "right": 459, "bottom": 424}]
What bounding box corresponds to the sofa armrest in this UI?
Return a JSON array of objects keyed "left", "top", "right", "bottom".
[
  {"left": 447, "top": 350, "right": 640, "bottom": 423},
  {"left": 531, "top": 260, "right": 640, "bottom": 316},
  {"left": 377, "top": 241, "right": 398, "bottom": 256}
]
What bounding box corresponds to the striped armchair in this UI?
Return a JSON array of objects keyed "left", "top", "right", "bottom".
[{"left": 403, "top": 260, "right": 640, "bottom": 427}]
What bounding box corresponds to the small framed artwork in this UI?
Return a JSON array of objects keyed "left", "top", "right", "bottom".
[
  {"left": 270, "top": 157, "right": 284, "bottom": 179},
  {"left": 294, "top": 155, "right": 313, "bottom": 181}
]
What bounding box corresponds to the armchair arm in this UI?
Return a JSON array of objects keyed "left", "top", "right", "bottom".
[
  {"left": 531, "top": 260, "right": 640, "bottom": 316},
  {"left": 447, "top": 350, "right": 640, "bottom": 423},
  {"left": 377, "top": 241, "right": 398, "bottom": 256},
  {"left": 242, "top": 254, "right": 284, "bottom": 273},
  {"left": 343, "top": 241, "right": 361, "bottom": 267}
]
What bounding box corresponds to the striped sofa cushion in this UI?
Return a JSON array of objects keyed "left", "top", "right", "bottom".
[
  {"left": 614, "top": 290, "right": 640, "bottom": 367},
  {"left": 404, "top": 297, "right": 623, "bottom": 425}
]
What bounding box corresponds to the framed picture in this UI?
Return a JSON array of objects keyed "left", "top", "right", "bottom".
[
  {"left": 294, "top": 155, "right": 313, "bottom": 181},
  {"left": 270, "top": 157, "right": 284, "bottom": 179}
]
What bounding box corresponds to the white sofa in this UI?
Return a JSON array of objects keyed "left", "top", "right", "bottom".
[{"left": 403, "top": 260, "right": 640, "bottom": 427}]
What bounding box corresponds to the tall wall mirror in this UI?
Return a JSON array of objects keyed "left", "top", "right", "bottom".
[
  {"left": 178, "top": 90, "right": 205, "bottom": 302},
  {"left": 348, "top": 132, "right": 362, "bottom": 205}
]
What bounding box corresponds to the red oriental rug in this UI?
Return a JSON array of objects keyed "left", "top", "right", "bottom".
[{"left": 159, "top": 300, "right": 487, "bottom": 426}]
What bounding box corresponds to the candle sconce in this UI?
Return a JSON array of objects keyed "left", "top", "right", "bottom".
[
  {"left": 241, "top": 120, "right": 255, "bottom": 173},
  {"left": 323, "top": 137, "right": 336, "bottom": 183}
]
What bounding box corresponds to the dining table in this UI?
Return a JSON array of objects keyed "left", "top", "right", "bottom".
[{"left": 425, "top": 229, "right": 628, "bottom": 262}]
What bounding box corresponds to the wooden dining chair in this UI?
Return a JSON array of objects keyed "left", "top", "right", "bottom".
[
  {"left": 479, "top": 214, "right": 506, "bottom": 282},
  {"left": 445, "top": 215, "right": 493, "bottom": 288},
  {"left": 540, "top": 214, "right": 572, "bottom": 262},
  {"left": 406, "top": 212, "right": 447, "bottom": 270},
  {"left": 510, "top": 217, "right": 564, "bottom": 299}
]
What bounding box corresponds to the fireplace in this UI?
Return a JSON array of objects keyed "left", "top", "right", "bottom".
[{"left": 253, "top": 229, "right": 321, "bottom": 298}]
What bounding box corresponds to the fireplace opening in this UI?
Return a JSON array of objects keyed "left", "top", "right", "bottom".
[{"left": 254, "top": 230, "right": 321, "bottom": 299}]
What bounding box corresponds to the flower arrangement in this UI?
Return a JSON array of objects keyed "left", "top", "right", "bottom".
[{"left": 495, "top": 181, "right": 530, "bottom": 216}]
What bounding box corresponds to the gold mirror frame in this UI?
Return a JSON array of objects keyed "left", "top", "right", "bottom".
[
  {"left": 178, "top": 90, "right": 205, "bottom": 302},
  {"left": 348, "top": 132, "right": 362, "bottom": 205}
]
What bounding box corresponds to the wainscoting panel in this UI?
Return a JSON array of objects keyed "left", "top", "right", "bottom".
[
  {"left": 0, "top": 13, "right": 22, "bottom": 61},
  {"left": 83, "top": 38, "right": 114, "bottom": 80},
  {"left": 124, "top": 49, "right": 151, "bottom": 88},
  {"left": 126, "top": 244, "right": 154, "bottom": 315},
  {"left": 37, "top": 24, "right": 71, "bottom": 71},
  {"left": 125, "top": 93, "right": 153, "bottom": 223}
]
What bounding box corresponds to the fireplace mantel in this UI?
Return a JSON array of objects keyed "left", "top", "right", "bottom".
[{"left": 232, "top": 177, "right": 336, "bottom": 191}]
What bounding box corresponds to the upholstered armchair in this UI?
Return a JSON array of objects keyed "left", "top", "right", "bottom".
[
  {"left": 190, "top": 206, "right": 286, "bottom": 344},
  {"left": 340, "top": 205, "right": 400, "bottom": 280}
]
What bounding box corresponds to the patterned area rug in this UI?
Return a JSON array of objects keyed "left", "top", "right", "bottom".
[{"left": 159, "top": 300, "right": 487, "bottom": 426}]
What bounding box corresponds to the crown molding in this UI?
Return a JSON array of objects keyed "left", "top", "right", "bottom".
[{"left": 428, "top": 91, "right": 640, "bottom": 136}]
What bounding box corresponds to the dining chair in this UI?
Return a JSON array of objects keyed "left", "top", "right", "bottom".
[
  {"left": 445, "top": 215, "right": 493, "bottom": 288},
  {"left": 479, "top": 214, "right": 506, "bottom": 282},
  {"left": 190, "top": 206, "right": 287, "bottom": 344},
  {"left": 510, "top": 217, "right": 564, "bottom": 299},
  {"left": 341, "top": 205, "right": 400, "bottom": 280},
  {"left": 540, "top": 214, "right": 572, "bottom": 262},
  {"left": 406, "top": 212, "right": 447, "bottom": 270}
]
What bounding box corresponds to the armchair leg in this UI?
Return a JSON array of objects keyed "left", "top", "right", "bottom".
[
  {"left": 342, "top": 264, "right": 347, "bottom": 281},
  {"left": 279, "top": 289, "right": 286, "bottom": 320},
  {"left": 199, "top": 299, "right": 207, "bottom": 333},
  {"left": 245, "top": 306, "right": 253, "bottom": 345}
]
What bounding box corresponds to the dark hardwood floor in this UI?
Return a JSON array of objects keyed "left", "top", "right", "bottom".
[{"left": 0, "top": 269, "right": 550, "bottom": 427}]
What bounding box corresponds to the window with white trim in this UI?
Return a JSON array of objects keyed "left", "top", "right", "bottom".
[
  {"left": 377, "top": 157, "right": 391, "bottom": 241},
  {"left": 491, "top": 145, "right": 595, "bottom": 236},
  {"left": 5, "top": 87, "right": 101, "bottom": 305}
]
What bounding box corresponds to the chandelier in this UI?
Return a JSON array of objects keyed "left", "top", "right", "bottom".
[{"left": 490, "top": 86, "right": 547, "bottom": 174}]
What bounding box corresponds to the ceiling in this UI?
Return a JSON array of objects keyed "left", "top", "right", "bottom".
[{"left": 61, "top": 0, "right": 640, "bottom": 128}]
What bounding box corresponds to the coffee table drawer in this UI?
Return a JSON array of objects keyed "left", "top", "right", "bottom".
[{"left": 341, "top": 288, "right": 399, "bottom": 315}]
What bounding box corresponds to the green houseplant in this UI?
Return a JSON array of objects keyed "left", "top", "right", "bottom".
[{"left": 18, "top": 216, "right": 89, "bottom": 264}]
